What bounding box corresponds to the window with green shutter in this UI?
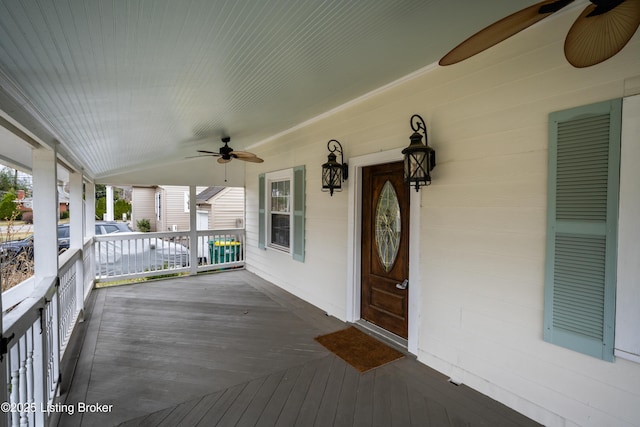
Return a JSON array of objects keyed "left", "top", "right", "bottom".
[
  {"left": 258, "top": 166, "right": 305, "bottom": 262},
  {"left": 544, "top": 99, "right": 621, "bottom": 361}
]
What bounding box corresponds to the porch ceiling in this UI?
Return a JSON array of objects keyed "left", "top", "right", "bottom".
[{"left": 0, "top": 0, "right": 553, "bottom": 185}]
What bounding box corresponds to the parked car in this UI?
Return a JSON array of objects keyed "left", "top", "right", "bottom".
[
  {"left": 58, "top": 221, "right": 134, "bottom": 251},
  {"left": 77, "top": 221, "right": 190, "bottom": 276},
  {"left": 95, "top": 236, "right": 190, "bottom": 276},
  {"left": 0, "top": 235, "right": 34, "bottom": 261},
  {"left": 4, "top": 222, "right": 189, "bottom": 277}
]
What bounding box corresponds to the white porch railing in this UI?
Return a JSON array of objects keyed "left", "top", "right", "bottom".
[
  {"left": 1, "top": 228, "right": 245, "bottom": 425},
  {"left": 1, "top": 246, "right": 85, "bottom": 426},
  {"left": 95, "top": 229, "right": 245, "bottom": 282}
]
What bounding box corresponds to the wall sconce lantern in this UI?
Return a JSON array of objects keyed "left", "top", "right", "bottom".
[
  {"left": 402, "top": 114, "right": 436, "bottom": 191},
  {"left": 322, "top": 139, "right": 348, "bottom": 196}
]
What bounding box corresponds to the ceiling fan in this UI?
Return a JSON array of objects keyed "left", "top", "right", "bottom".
[
  {"left": 191, "top": 136, "right": 263, "bottom": 164},
  {"left": 439, "top": 0, "right": 640, "bottom": 68}
]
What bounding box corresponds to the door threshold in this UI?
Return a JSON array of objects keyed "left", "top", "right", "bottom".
[{"left": 354, "top": 320, "right": 408, "bottom": 352}]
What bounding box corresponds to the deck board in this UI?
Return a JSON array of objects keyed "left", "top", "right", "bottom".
[
  {"left": 57, "top": 270, "right": 542, "bottom": 427},
  {"left": 215, "top": 376, "right": 266, "bottom": 427},
  {"left": 272, "top": 355, "right": 319, "bottom": 427},
  {"left": 333, "top": 362, "right": 359, "bottom": 426},
  {"left": 293, "top": 354, "right": 334, "bottom": 426},
  {"left": 371, "top": 370, "right": 392, "bottom": 427},
  {"left": 176, "top": 392, "right": 225, "bottom": 427},
  {"left": 351, "top": 368, "right": 374, "bottom": 427}
]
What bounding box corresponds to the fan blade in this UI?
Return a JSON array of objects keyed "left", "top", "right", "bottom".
[
  {"left": 238, "top": 156, "right": 264, "bottom": 163},
  {"left": 232, "top": 151, "right": 259, "bottom": 159},
  {"left": 197, "top": 150, "right": 219, "bottom": 155},
  {"left": 439, "top": 0, "right": 574, "bottom": 66},
  {"left": 217, "top": 157, "right": 232, "bottom": 164},
  {"left": 564, "top": 0, "right": 640, "bottom": 67},
  {"left": 185, "top": 154, "right": 218, "bottom": 159}
]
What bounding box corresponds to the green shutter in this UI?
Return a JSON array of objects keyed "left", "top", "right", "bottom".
[
  {"left": 258, "top": 173, "right": 266, "bottom": 250},
  {"left": 292, "top": 165, "right": 305, "bottom": 262},
  {"left": 544, "top": 99, "right": 621, "bottom": 361}
]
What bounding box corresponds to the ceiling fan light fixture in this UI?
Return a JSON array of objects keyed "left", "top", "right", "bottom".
[{"left": 189, "top": 136, "right": 264, "bottom": 164}]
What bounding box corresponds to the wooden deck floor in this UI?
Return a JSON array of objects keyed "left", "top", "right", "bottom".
[{"left": 57, "top": 270, "right": 541, "bottom": 427}]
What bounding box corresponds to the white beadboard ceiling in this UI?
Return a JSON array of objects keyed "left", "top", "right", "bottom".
[{"left": 0, "top": 0, "right": 561, "bottom": 185}]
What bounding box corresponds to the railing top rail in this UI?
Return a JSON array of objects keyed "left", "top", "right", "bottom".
[
  {"left": 2, "top": 247, "right": 82, "bottom": 311},
  {"left": 1, "top": 277, "right": 36, "bottom": 311},
  {"left": 2, "top": 275, "right": 57, "bottom": 339},
  {"left": 94, "top": 228, "right": 244, "bottom": 241},
  {"left": 59, "top": 247, "right": 82, "bottom": 271}
]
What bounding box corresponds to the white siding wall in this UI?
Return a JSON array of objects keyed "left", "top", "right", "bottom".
[
  {"left": 162, "top": 185, "right": 188, "bottom": 231},
  {"left": 244, "top": 9, "right": 640, "bottom": 427},
  {"left": 131, "top": 187, "right": 158, "bottom": 231},
  {"left": 159, "top": 186, "right": 207, "bottom": 231},
  {"left": 211, "top": 187, "right": 245, "bottom": 229}
]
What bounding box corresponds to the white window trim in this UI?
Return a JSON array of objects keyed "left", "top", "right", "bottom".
[
  {"left": 155, "top": 191, "right": 161, "bottom": 221},
  {"left": 615, "top": 94, "right": 640, "bottom": 363},
  {"left": 265, "top": 168, "right": 294, "bottom": 254},
  {"left": 184, "top": 191, "right": 190, "bottom": 213}
]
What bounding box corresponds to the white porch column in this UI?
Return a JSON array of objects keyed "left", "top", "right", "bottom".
[
  {"left": 84, "top": 181, "right": 96, "bottom": 297},
  {"left": 69, "top": 172, "right": 84, "bottom": 249},
  {"left": 189, "top": 185, "right": 198, "bottom": 275},
  {"left": 32, "top": 147, "right": 59, "bottom": 279},
  {"left": 105, "top": 185, "right": 114, "bottom": 221},
  {"left": 69, "top": 172, "right": 84, "bottom": 320},
  {"left": 85, "top": 181, "right": 96, "bottom": 238},
  {"left": 31, "top": 147, "right": 58, "bottom": 425}
]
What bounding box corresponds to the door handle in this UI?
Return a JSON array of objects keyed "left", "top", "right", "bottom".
[{"left": 396, "top": 279, "right": 409, "bottom": 290}]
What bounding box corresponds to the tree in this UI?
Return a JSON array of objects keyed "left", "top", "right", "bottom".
[
  {"left": 95, "top": 187, "right": 131, "bottom": 220},
  {"left": 115, "top": 199, "right": 132, "bottom": 219},
  {"left": 95, "top": 197, "right": 106, "bottom": 220},
  {"left": 0, "top": 191, "right": 20, "bottom": 220},
  {"left": 95, "top": 184, "right": 106, "bottom": 199},
  {"left": 0, "top": 167, "right": 31, "bottom": 194}
]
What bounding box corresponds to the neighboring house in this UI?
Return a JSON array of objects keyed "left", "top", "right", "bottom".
[
  {"left": 197, "top": 186, "right": 245, "bottom": 229},
  {"left": 15, "top": 186, "right": 70, "bottom": 220},
  {"left": 131, "top": 185, "right": 244, "bottom": 231}
]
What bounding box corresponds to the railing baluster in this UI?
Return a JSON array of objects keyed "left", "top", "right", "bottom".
[
  {"left": 18, "top": 337, "right": 27, "bottom": 427},
  {"left": 33, "top": 308, "right": 46, "bottom": 427},
  {"left": 25, "top": 331, "right": 33, "bottom": 427},
  {"left": 127, "top": 239, "right": 132, "bottom": 274},
  {"left": 9, "top": 345, "right": 19, "bottom": 427}
]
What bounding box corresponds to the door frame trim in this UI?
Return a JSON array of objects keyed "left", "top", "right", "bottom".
[{"left": 346, "top": 149, "right": 422, "bottom": 355}]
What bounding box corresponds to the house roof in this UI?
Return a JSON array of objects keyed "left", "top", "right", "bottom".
[
  {"left": 0, "top": 0, "right": 566, "bottom": 186},
  {"left": 196, "top": 186, "right": 226, "bottom": 204}
]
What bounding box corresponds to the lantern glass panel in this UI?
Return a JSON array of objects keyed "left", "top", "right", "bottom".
[{"left": 322, "top": 164, "right": 342, "bottom": 192}]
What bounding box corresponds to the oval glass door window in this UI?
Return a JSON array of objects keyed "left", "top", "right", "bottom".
[{"left": 375, "top": 180, "right": 401, "bottom": 272}]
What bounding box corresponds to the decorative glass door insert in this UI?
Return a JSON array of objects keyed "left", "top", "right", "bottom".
[{"left": 375, "top": 180, "right": 401, "bottom": 272}]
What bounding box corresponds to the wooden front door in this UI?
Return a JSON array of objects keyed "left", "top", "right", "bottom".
[{"left": 361, "top": 161, "right": 410, "bottom": 338}]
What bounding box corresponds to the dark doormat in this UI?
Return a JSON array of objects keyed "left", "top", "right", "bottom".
[{"left": 315, "top": 326, "right": 404, "bottom": 373}]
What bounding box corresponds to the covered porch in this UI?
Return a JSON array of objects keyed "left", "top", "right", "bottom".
[
  {"left": 1, "top": 1, "right": 639, "bottom": 426},
  {"left": 58, "top": 270, "right": 540, "bottom": 427}
]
